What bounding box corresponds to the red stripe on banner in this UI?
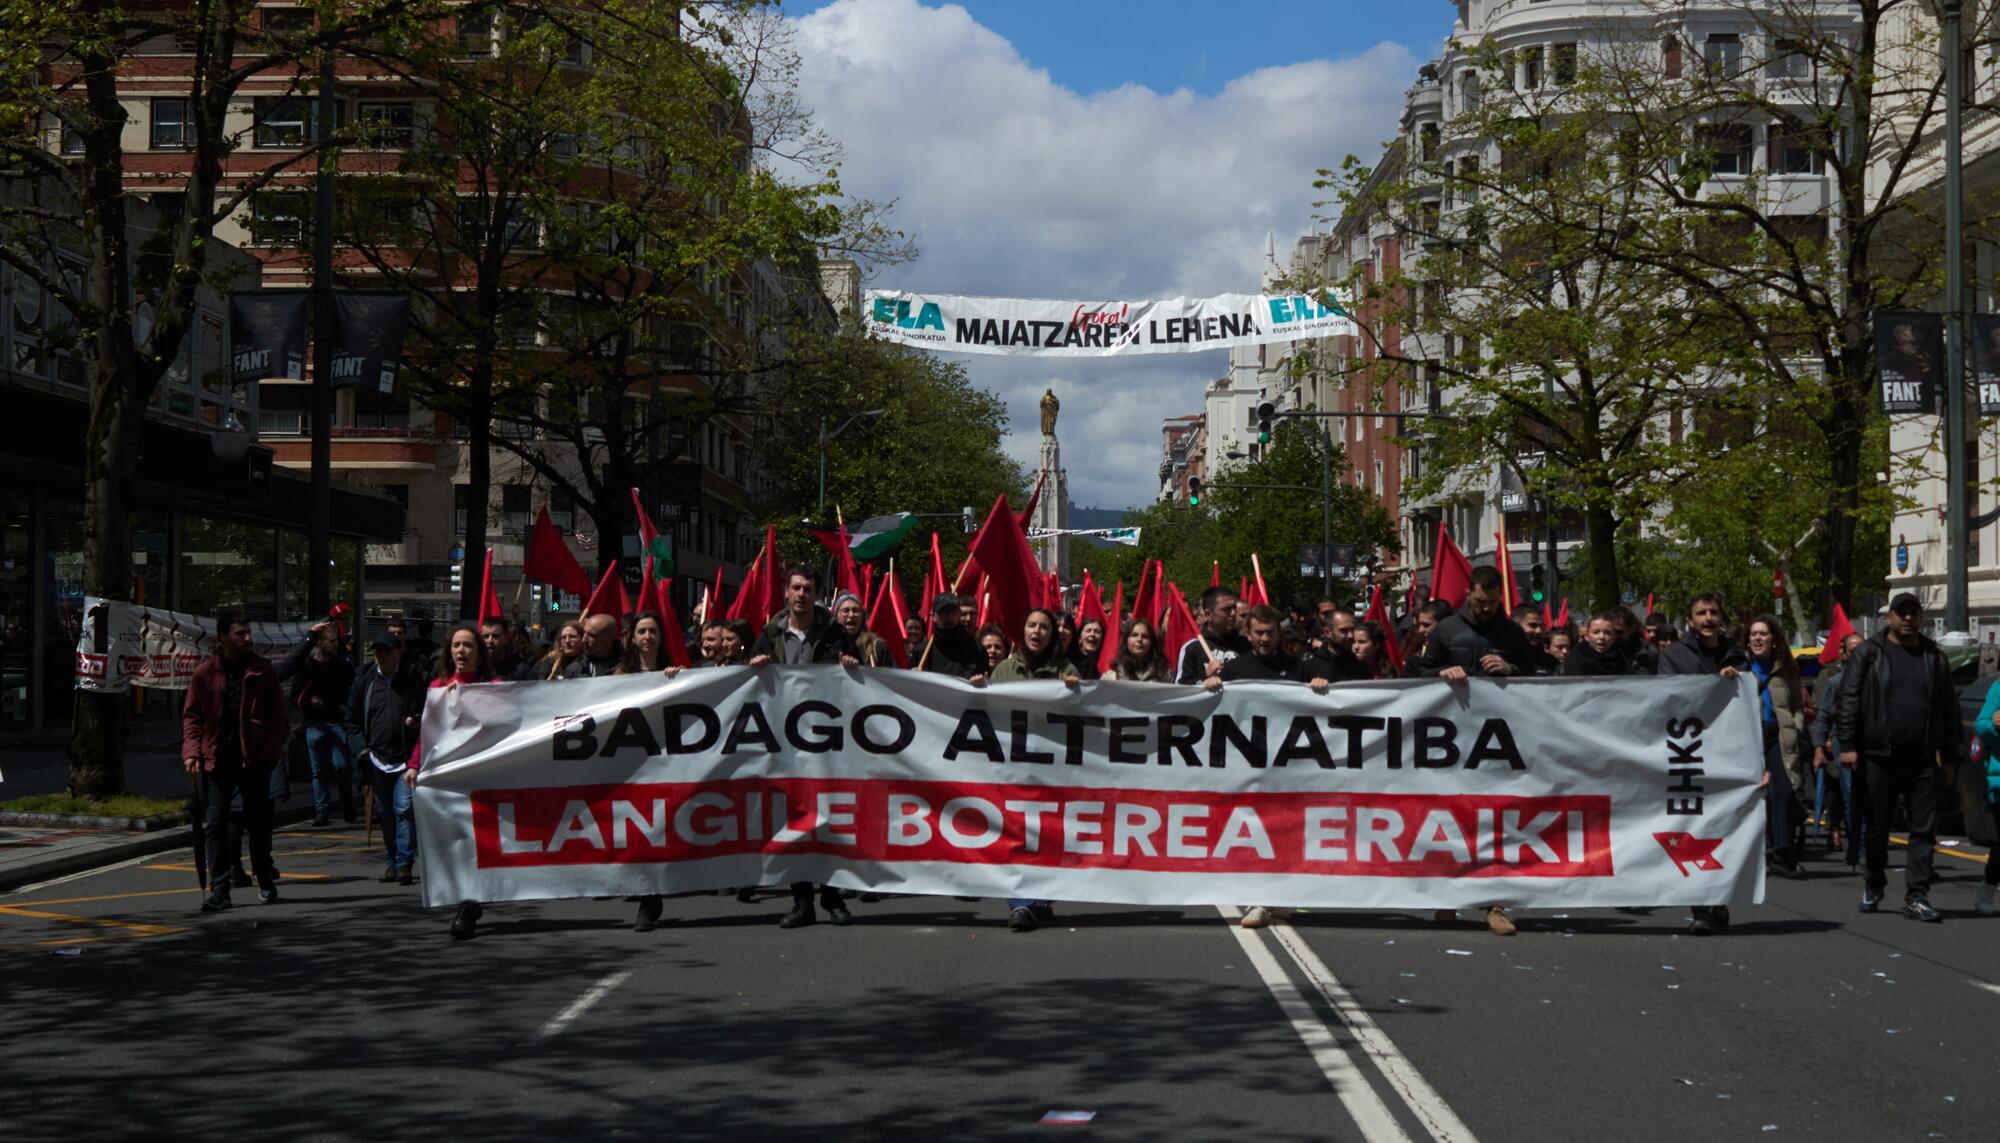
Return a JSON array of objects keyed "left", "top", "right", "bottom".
[{"left": 469, "top": 779, "right": 1613, "bottom": 879}]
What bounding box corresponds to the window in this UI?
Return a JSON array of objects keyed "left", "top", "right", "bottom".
[
  {"left": 1768, "top": 38, "right": 1810, "bottom": 79},
  {"left": 1703, "top": 34, "right": 1742, "bottom": 77},
  {"left": 453, "top": 484, "right": 470, "bottom": 536},
  {"left": 58, "top": 115, "right": 84, "bottom": 155},
  {"left": 1419, "top": 121, "right": 1440, "bottom": 162},
  {"left": 501, "top": 485, "right": 530, "bottom": 537},
  {"left": 150, "top": 98, "right": 194, "bottom": 149},
  {"left": 1459, "top": 70, "right": 1482, "bottom": 114},
  {"left": 1663, "top": 35, "right": 1682, "bottom": 79},
  {"left": 458, "top": 10, "right": 495, "bottom": 57},
  {"left": 549, "top": 488, "right": 575, "bottom": 532},
  {"left": 1697, "top": 124, "right": 1754, "bottom": 175},
  {"left": 1458, "top": 155, "right": 1480, "bottom": 203},
  {"left": 263, "top": 7, "right": 314, "bottom": 39},
  {"left": 249, "top": 193, "right": 308, "bottom": 245},
  {"left": 356, "top": 102, "right": 415, "bottom": 148},
  {"left": 1553, "top": 42, "right": 1577, "bottom": 86},
  {"left": 1522, "top": 46, "right": 1543, "bottom": 89},
  {"left": 1768, "top": 126, "right": 1820, "bottom": 174},
  {"left": 253, "top": 96, "right": 340, "bottom": 148}
]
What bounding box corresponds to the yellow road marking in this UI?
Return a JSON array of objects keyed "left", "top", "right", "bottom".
[
  {"left": 0, "top": 903, "right": 184, "bottom": 936},
  {"left": 139, "top": 864, "right": 335, "bottom": 879},
  {"left": 9, "top": 887, "right": 201, "bottom": 907}
]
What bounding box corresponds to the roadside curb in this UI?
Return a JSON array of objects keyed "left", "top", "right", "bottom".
[
  {"left": 0, "top": 806, "right": 319, "bottom": 893},
  {"left": 0, "top": 810, "right": 188, "bottom": 832}
]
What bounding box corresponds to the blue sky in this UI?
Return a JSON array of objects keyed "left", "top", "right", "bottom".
[{"left": 781, "top": 0, "right": 1447, "bottom": 510}]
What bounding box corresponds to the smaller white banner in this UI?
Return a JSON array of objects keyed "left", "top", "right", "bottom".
[
  {"left": 1027, "top": 526, "right": 1141, "bottom": 545},
  {"left": 865, "top": 290, "right": 1355, "bottom": 357},
  {"left": 74, "top": 597, "right": 315, "bottom": 692}
]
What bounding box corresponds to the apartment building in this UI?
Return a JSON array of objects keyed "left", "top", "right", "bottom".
[{"left": 1157, "top": 412, "right": 1206, "bottom": 503}]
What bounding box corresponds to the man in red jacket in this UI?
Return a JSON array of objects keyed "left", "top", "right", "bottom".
[{"left": 182, "top": 609, "right": 287, "bottom": 912}]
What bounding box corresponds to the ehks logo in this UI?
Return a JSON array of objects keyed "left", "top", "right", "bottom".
[
  {"left": 1266, "top": 293, "right": 1347, "bottom": 324},
  {"left": 870, "top": 297, "right": 945, "bottom": 331}
]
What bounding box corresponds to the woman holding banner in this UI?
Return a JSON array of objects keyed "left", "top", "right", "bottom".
[
  {"left": 407, "top": 624, "right": 496, "bottom": 940},
  {"left": 1070, "top": 616, "right": 1106, "bottom": 678},
  {"left": 536, "top": 621, "right": 585, "bottom": 681},
  {"left": 831, "top": 592, "right": 888, "bottom": 667},
  {"left": 985, "top": 609, "right": 1078, "bottom": 932},
  {"left": 1103, "top": 618, "right": 1171, "bottom": 682},
  {"left": 618, "top": 612, "right": 672, "bottom": 674}
]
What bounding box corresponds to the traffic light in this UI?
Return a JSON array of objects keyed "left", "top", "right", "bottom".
[
  {"left": 1255, "top": 401, "right": 1275, "bottom": 444},
  {"left": 962, "top": 504, "right": 975, "bottom": 533},
  {"left": 1530, "top": 565, "right": 1546, "bottom": 603},
  {"left": 1187, "top": 476, "right": 1204, "bottom": 507}
]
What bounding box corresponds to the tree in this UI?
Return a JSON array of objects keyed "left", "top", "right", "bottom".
[{"left": 0, "top": 0, "right": 461, "bottom": 797}]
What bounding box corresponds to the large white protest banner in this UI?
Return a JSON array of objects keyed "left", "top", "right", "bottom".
[
  {"left": 73, "top": 597, "right": 315, "bottom": 692},
  {"left": 413, "top": 669, "right": 1766, "bottom": 910},
  {"left": 863, "top": 289, "right": 1356, "bottom": 357}
]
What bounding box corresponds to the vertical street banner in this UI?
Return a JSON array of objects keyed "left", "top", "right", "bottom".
[
  {"left": 73, "top": 598, "right": 316, "bottom": 692},
  {"left": 1974, "top": 315, "right": 2000, "bottom": 418},
  {"left": 413, "top": 669, "right": 1767, "bottom": 910},
  {"left": 331, "top": 293, "right": 412, "bottom": 392},
  {"left": 1874, "top": 311, "right": 1942, "bottom": 415},
  {"left": 863, "top": 289, "right": 1356, "bottom": 357},
  {"left": 228, "top": 292, "right": 308, "bottom": 384}
]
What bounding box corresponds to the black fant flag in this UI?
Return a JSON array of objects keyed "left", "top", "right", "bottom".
[
  {"left": 229, "top": 292, "right": 308, "bottom": 384},
  {"left": 330, "top": 293, "right": 411, "bottom": 392},
  {"left": 1874, "top": 311, "right": 1942, "bottom": 416},
  {"left": 1973, "top": 315, "right": 2000, "bottom": 418}
]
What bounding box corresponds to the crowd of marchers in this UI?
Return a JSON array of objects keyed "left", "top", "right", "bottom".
[{"left": 177, "top": 562, "right": 2000, "bottom": 941}]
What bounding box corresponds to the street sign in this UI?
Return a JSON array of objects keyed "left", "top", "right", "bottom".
[
  {"left": 448, "top": 546, "right": 465, "bottom": 562},
  {"left": 1895, "top": 542, "right": 1909, "bottom": 573},
  {"left": 1621, "top": 591, "right": 1636, "bottom": 604},
  {"left": 1299, "top": 543, "right": 1357, "bottom": 579}
]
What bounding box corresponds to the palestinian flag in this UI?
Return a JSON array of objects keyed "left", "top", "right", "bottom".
[{"left": 837, "top": 513, "right": 921, "bottom": 560}]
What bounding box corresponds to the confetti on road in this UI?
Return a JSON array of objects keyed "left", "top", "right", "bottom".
[{"left": 1041, "top": 1111, "right": 1096, "bottom": 1125}]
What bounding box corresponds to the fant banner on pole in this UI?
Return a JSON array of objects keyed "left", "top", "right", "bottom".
[
  {"left": 864, "top": 289, "right": 1355, "bottom": 357},
  {"left": 414, "top": 669, "right": 1766, "bottom": 910},
  {"left": 73, "top": 598, "right": 315, "bottom": 692}
]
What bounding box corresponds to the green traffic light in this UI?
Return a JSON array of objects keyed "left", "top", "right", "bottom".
[
  {"left": 1258, "top": 431, "right": 1272, "bottom": 443},
  {"left": 1531, "top": 590, "right": 1545, "bottom": 602},
  {"left": 1188, "top": 496, "right": 1200, "bottom": 506}
]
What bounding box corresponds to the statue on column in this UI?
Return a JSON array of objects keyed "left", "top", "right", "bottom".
[{"left": 1039, "top": 388, "right": 1060, "bottom": 437}]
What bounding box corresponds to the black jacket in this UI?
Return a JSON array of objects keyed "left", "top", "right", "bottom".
[
  {"left": 342, "top": 659, "right": 427, "bottom": 765},
  {"left": 281, "top": 640, "right": 355, "bottom": 725},
  {"left": 1220, "top": 651, "right": 1299, "bottom": 682},
  {"left": 1654, "top": 634, "right": 1748, "bottom": 677},
  {"left": 915, "top": 626, "right": 984, "bottom": 678},
  {"left": 1411, "top": 607, "right": 1531, "bottom": 678},
  {"left": 751, "top": 607, "right": 844, "bottom": 665},
  {"left": 1296, "top": 645, "right": 1368, "bottom": 684},
  {"left": 1561, "top": 641, "right": 1630, "bottom": 677},
  {"left": 1834, "top": 630, "right": 1960, "bottom": 761},
  {"left": 1175, "top": 630, "right": 1251, "bottom": 684}
]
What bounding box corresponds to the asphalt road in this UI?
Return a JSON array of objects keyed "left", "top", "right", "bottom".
[{"left": 5, "top": 827, "right": 1997, "bottom": 1142}]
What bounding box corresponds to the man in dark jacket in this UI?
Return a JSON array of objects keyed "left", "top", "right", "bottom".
[
  {"left": 1512, "top": 604, "right": 1561, "bottom": 676},
  {"left": 182, "top": 609, "right": 287, "bottom": 911},
  {"left": 1296, "top": 608, "right": 1367, "bottom": 685},
  {"left": 281, "top": 621, "right": 357, "bottom": 826},
  {"left": 1175, "top": 585, "right": 1252, "bottom": 684},
  {"left": 1654, "top": 593, "right": 1750, "bottom": 936},
  {"left": 1207, "top": 605, "right": 1298, "bottom": 685},
  {"left": 481, "top": 617, "right": 522, "bottom": 681},
  {"left": 559, "top": 613, "right": 625, "bottom": 678},
  {"left": 1411, "top": 567, "right": 1531, "bottom": 681},
  {"left": 913, "top": 594, "right": 984, "bottom": 680},
  {"left": 344, "top": 631, "right": 428, "bottom": 883},
  {"left": 747, "top": 566, "right": 853, "bottom": 928},
  {"left": 1835, "top": 593, "right": 1959, "bottom": 922}
]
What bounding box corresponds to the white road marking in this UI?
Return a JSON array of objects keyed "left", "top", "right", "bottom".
[
  {"left": 1217, "top": 906, "right": 1413, "bottom": 1142},
  {"left": 528, "top": 968, "right": 635, "bottom": 1046},
  {"left": 1267, "top": 922, "right": 1479, "bottom": 1143},
  {"left": 1972, "top": 981, "right": 2000, "bottom": 997},
  {"left": 3, "top": 850, "right": 170, "bottom": 897}
]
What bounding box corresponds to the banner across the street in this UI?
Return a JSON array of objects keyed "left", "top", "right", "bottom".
[
  {"left": 864, "top": 289, "right": 1356, "bottom": 357},
  {"left": 73, "top": 598, "right": 316, "bottom": 692},
  {"left": 413, "top": 669, "right": 1766, "bottom": 910},
  {"left": 1026, "top": 526, "right": 1141, "bottom": 545}
]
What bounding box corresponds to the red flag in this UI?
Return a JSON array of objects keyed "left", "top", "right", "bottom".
[
  {"left": 1077, "top": 570, "right": 1104, "bottom": 628},
  {"left": 968, "top": 493, "right": 1040, "bottom": 638},
  {"left": 707, "top": 562, "right": 724, "bottom": 622},
  {"left": 725, "top": 548, "right": 764, "bottom": 623},
  {"left": 582, "top": 561, "right": 629, "bottom": 619},
  {"left": 1101, "top": 581, "right": 1124, "bottom": 676},
  {"left": 1820, "top": 602, "right": 1857, "bottom": 663},
  {"left": 1130, "top": 561, "right": 1158, "bottom": 628},
  {"left": 975, "top": 574, "right": 992, "bottom": 630},
  {"left": 1249, "top": 553, "right": 1271, "bottom": 607},
  {"left": 1654, "top": 831, "right": 1726, "bottom": 875},
  {"left": 1045, "top": 569, "right": 1061, "bottom": 612},
  {"left": 1646, "top": 592, "right": 1655, "bottom": 618},
  {"left": 637, "top": 551, "right": 656, "bottom": 625},
  {"left": 1555, "top": 597, "right": 1570, "bottom": 629},
  {"left": 1017, "top": 471, "right": 1046, "bottom": 534},
  {"left": 1364, "top": 583, "right": 1403, "bottom": 675},
  {"left": 523, "top": 505, "right": 590, "bottom": 598},
  {"left": 810, "top": 525, "right": 863, "bottom": 599},
  {"left": 1163, "top": 581, "right": 1204, "bottom": 672},
  {"left": 1237, "top": 575, "right": 1249, "bottom": 607},
  {"left": 1211, "top": 561, "right": 1221, "bottom": 588},
  {"left": 655, "top": 581, "right": 691, "bottom": 668},
  {"left": 1430, "top": 522, "right": 1473, "bottom": 609},
  {"left": 866, "top": 568, "right": 912, "bottom": 667},
  {"left": 1543, "top": 597, "right": 1553, "bottom": 628},
  {"left": 860, "top": 563, "right": 876, "bottom": 608},
  {"left": 952, "top": 551, "right": 981, "bottom": 597},
  {"left": 922, "top": 533, "right": 946, "bottom": 637},
  {"left": 1406, "top": 580, "right": 1418, "bottom": 614},
  {"left": 477, "top": 549, "right": 502, "bottom": 627}
]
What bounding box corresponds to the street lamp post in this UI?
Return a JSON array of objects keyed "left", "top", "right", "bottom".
[
  {"left": 1940, "top": 0, "right": 1970, "bottom": 632},
  {"left": 817, "top": 408, "right": 887, "bottom": 514}
]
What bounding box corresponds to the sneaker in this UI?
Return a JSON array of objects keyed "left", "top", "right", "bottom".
[
  {"left": 1902, "top": 896, "right": 1943, "bottom": 923},
  {"left": 1240, "top": 906, "right": 1273, "bottom": 929},
  {"left": 1977, "top": 883, "right": 1996, "bottom": 917},
  {"left": 258, "top": 883, "right": 279, "bottom": 904},
  {"left": 200, "top": 888, "right": 231, "bottom": 913},
  {"left": 396, "top": 867, "right": 414, "bottom": 886},
  {"left": 634, "top": 896, "right": 663, "bottom": 932},
  {"left": 379, "top": 864, "right": 399, "bottom": 883},
  {"left": 1485, "top": 907, "right": 1516, "bottom": 937},
  {"left": 1008, "top": 906, "right": 1038, "bottom": 933},
  {"left": 1859, "top": 888, "right": 1883, "bottom": 913}
]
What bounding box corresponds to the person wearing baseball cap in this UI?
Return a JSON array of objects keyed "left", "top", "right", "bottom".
[
  {"left": 1834, "top": 592, "right": 1960, "bottom": 922},
  {"left": 911, "top": 592, "right": 985, "bottom": 680}
]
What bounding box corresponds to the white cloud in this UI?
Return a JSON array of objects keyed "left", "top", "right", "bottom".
[{"left": 789, "top": 0, "right": 1416, "bottom": 508}]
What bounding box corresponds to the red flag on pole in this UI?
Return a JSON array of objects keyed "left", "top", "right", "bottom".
[
  {"left": 1101, "top": 581, "right": 1125, "bottom": 676},
  {"left": 1555, "top": 597, "right": 1570, "bottom": 629},
  {"left": 1017, "top": 471, "right": 1046, "bottom": 534},
  {"left": 1249, "top": 553, "right": 1271, "bottom": 607},
  {"left": 523, "top": 505, "right": 590, "bottom": 598},
  {"left": 1406, "top": 580, "right": 1419, "bottom": 614},
  {"left": 1364, "top": 583, "right": 1403, "bottom": 675},
  {"left": 707, "top": 562, "right": 725, "bottom": 623},
  {"left": 975, "top": 574, "right": 992, "bottom": 630},
  {"left": 1430, "top": 522, "right": 1473, "bottom": 609},
  {"left": 867, "top": 568, "right": 911, "bottom": 667},
  {"left": 1129, "top": 561, "right": 1158, "bottom": 628},
  {"left": 1645, "top": 592, "right": 1655, "bottom": 618},
  {"left": 1163, "top": 581, "right": 1206, "bottom": 672},
  {"left": 726, "top": 548, "right": 764, "bottom": 624},
  {"left": 477, "top": 549, "right": 502, "bottom": 627},
  {"left": 655, "top": 580, "right": 691, "bottom": 668},
  {"left": 582, "top": 561, "right": 628, "bottom": 619},
  {"left": 1211, "top": 561, "right": 1221, "bottom": 588},
  {"left": 1820, "top": 602, "right": 1857, "bottom": 663},
  {"left": 968, "top": 493, "right": 1040, "bottom": 638},
  {"left": 809, "top": 523, "right": 863, "bottom": 599}
]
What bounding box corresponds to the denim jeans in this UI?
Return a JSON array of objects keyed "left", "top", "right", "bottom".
[
  {"left": 366, "top": 766, "right": 416, "bottom": 871},
  {"left": 304, "top": 724, "right": 354, "bottom": 818}
]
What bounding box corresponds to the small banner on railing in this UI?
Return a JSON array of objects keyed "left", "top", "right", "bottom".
[{"left": 74, "top": 598, "right": 314, "bottom": 692}]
